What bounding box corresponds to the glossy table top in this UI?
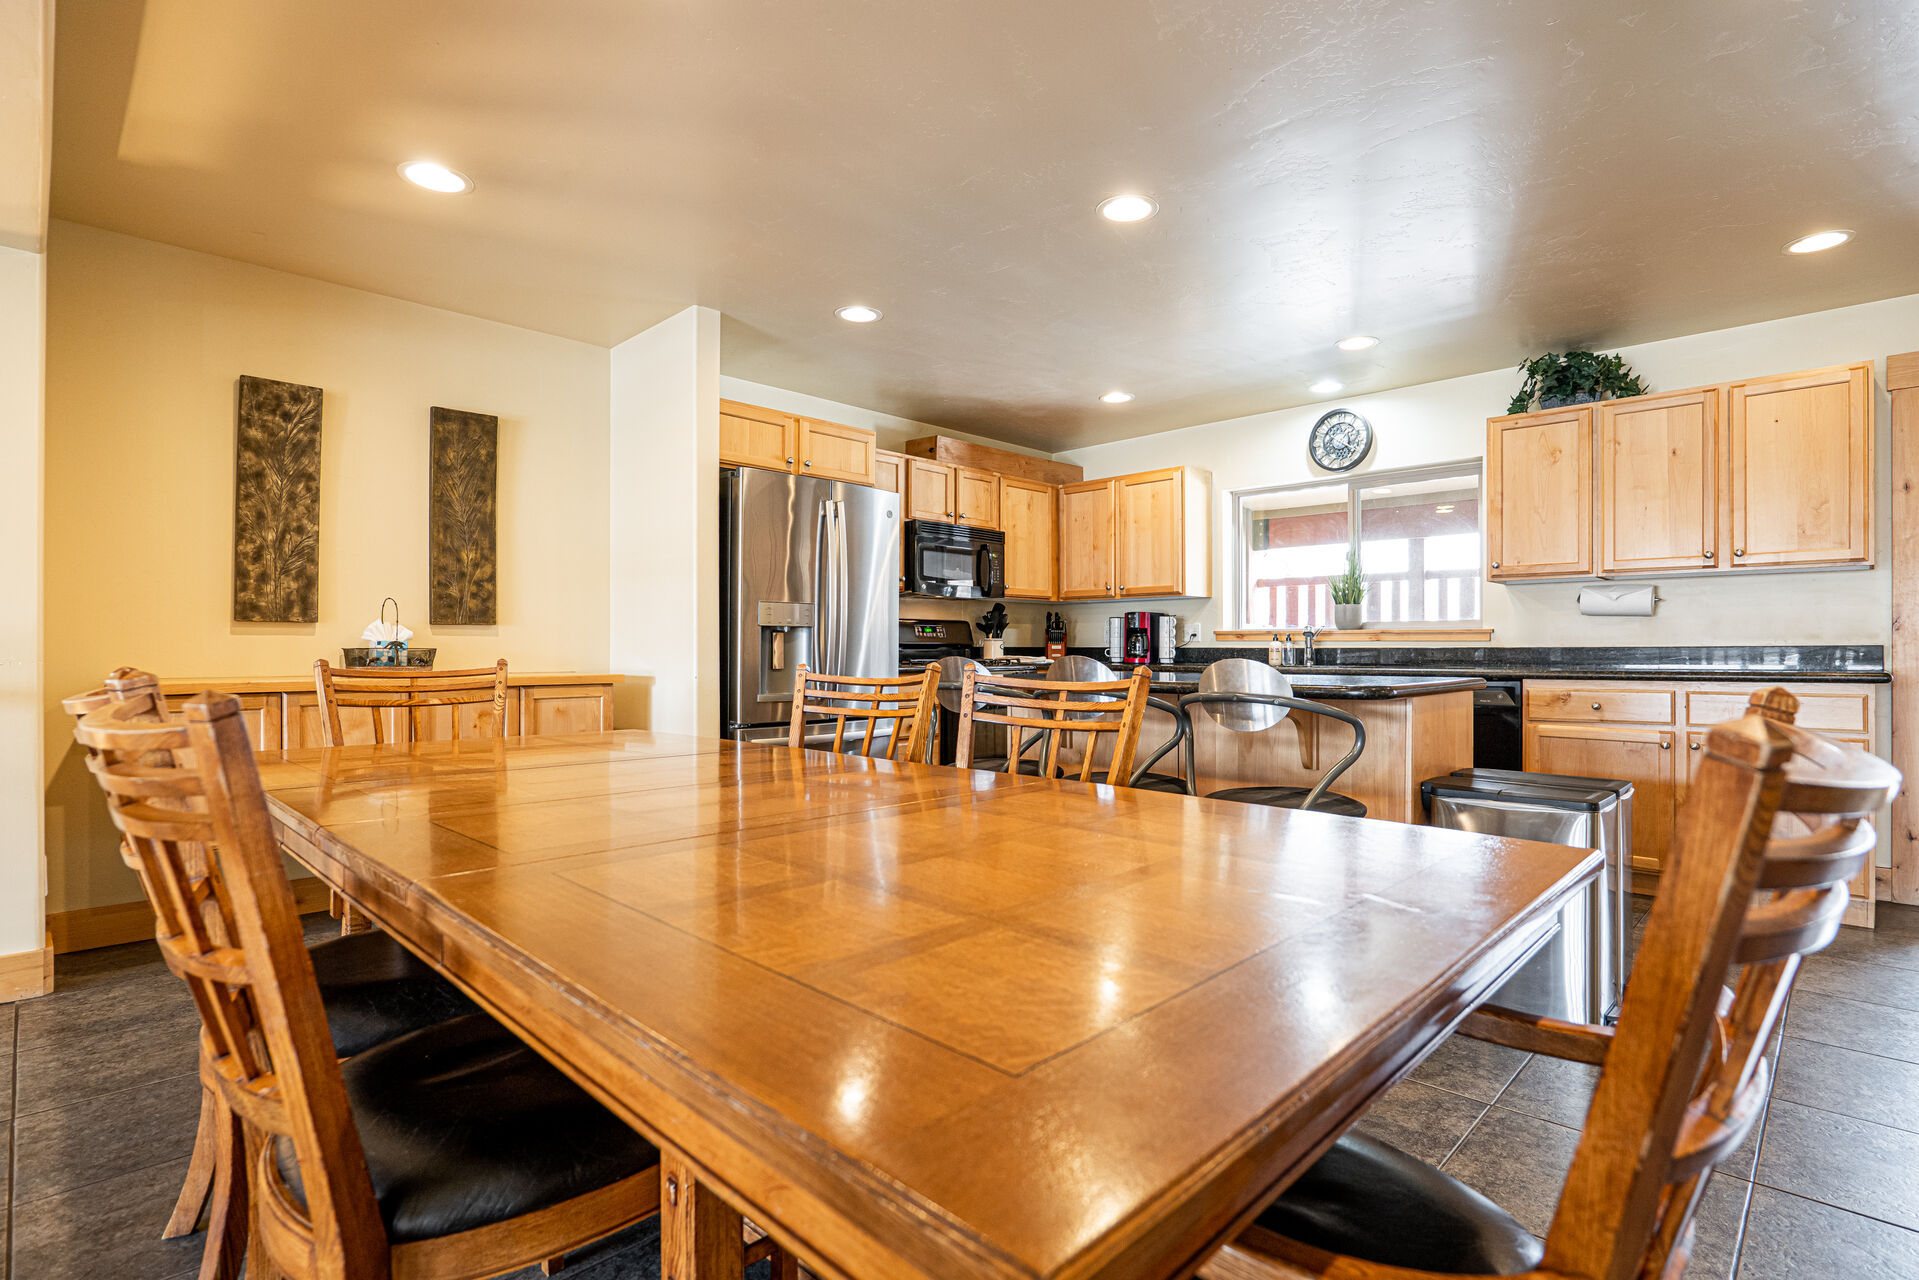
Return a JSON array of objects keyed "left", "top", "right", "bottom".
[{"left": 258, "top": 732, "right": 1599, "bottom": 1280}]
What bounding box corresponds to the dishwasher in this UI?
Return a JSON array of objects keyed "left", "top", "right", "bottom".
[{"left": 1421, "top": 770, "right": 1632, "bottom": 1024}]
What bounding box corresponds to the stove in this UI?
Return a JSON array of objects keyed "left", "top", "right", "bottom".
[{"left": 897, "top": 618, "right": 1045, "bottom": 674}]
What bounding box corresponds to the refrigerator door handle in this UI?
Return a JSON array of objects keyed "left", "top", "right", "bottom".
[
  {"left": 835, "top": 500, "right": 851, "bottom": 674},
  {"left": 815, "top": 499, "right": 834, "bottom": 676}
]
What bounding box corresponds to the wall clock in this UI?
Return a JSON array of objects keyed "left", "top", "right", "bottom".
[{"left": 1308, "top": 408, "right": 1374, "bottom": 472}]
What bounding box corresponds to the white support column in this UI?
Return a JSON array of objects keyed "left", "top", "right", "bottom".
[
  {"left": 0, "top": 0, "right": 51, "bottom": 998},
  {"left": 608, "top": 306, "right": 721, "bottom": 735}
]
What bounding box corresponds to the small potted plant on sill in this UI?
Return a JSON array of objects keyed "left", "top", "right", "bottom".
[
  {"left": 1329, "top": 549, "right": 1366, "bottom": 631},
  {"left": 1507, "top": 350, "right": 1648, "bottom": 415}
]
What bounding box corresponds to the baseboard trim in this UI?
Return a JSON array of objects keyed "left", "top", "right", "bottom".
[
  {"left": 0, "top": 934, "right": 54, "bottom": 1002},
  {"left": 49, "top": 878, "right": 333, "bottom": 954}
]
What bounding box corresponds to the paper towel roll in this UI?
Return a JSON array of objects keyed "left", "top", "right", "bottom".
[{"left": 1578, "top": 585, "right": 1658, "bottom": 616}]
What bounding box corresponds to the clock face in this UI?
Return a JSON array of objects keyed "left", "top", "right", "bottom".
[{"left": 1309, "top": 409, "right": 1374, "bottom": 472}]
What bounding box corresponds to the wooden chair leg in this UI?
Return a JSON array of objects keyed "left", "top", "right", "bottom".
[
  {"left": 541, "top": 1256, "right": 569, "bottom": 1275},
  {"left": 197, "top": 1093, "right": 248, "bottom": 1280},
  {"left": 327, "top": 888, "right": 344, "bottom": 919},
  {"left": 164, "top": 1082, "right": 219, "bottom": 1238},
  {"left": 771, "top": 1244, "right": 801, "bottom": 1280},
  {"left": 339, "top": 900, "right": 371, "bottom": 936}
]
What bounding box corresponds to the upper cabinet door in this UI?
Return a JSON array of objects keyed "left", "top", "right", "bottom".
[
  {"left": 1599, "top": 390, "right": 1718, "bottom": 573},
  {"left": 904, "top": 459, "right": 956, "bottom": 522},
  {"left": 797, "top": 417, "right": 876, "bottom": 485},
  {"left": 1487, "top": 407, "right": 1593, "bottom": 579},
  {"left": 954, "top": 467, "right": 1000, "bottom": 527},
  {"left": 872, "top": 449, "right": 906, "bottom": 494},
  {"left": 720, "top": 400, "right": 799, "bottom": 472},
  {"left": 1726, "top": 363, "right": 1873, "bottom": 568},
  {"left": 1058, "top": 479, "right": 1116, "bottom": 598},
  {"left": 999, "top": 476, "right": 1057, "bottom": 599},
  {"left": 1115, "top": 469, "right": 1185, "bottom": 596}
]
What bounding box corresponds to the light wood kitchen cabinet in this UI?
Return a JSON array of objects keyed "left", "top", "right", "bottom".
[
  {"left": 1524, "top": 720, "right": 1676, "bottom": 871},
  {"left": 720, "top": 400, "right": 878, "bottom": 486},
  {"left": 1057, "top": 467, "right": 1212, "bottom": 599},
  {"left": 1526, "top": 676, "right": 1881, "bottom": 925},
  {"left": 1487, "top": 361, "right": 1874, "bottom": 583},
  {"left": 522, "top": 684, "right": 614, "bottom": 736},
  {"left": 719, "top": 400, "right": 799, "bottom": 472},
  {"left": 873, "top": 449, "right": 906, "bottom": 494},
  {"left": 1058, "top": 479, "right": 1117, "bottom": 599},
  {"left": 1487, "top": 407, "right": 1592, "bottom": 580},
  {"left": 1599, "top": 389, "right": 1718, "bottom": 573},
  {"left": 1726, "top": 362, "right": 1872, "bottom": 568},
  {"left": 798, "top": 417, "right": 877, "bottom": 485},
  {"left": 999, "top": 475, "right": 1057, "bottom": 599},
  {"left": 954, "top": 467, "right": 1000, "bottom": 527},
  {"left": 905, "top": 459, "right": 956, "bottom": 522}
]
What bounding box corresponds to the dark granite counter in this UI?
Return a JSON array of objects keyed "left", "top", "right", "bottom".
[
  {"left": 1137, "top": 671, "right": 1484, "bottom": 699},
  {"left": 1004, "top": 644, "right": 1888, "bottom": 685}
]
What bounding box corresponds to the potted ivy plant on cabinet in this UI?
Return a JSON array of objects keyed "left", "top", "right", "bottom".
[{"left": 1507, "top": 350, "right": 1648, "bottom": 415}]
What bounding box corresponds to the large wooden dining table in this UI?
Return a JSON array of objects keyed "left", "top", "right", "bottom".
[{"left": 257, "top": 730, "right": 1600, "bottom": 1280}]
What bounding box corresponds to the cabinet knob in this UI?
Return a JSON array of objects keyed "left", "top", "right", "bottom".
[
  {"left": 1491, "top": 561, "right": 1500, "bottom": 569},
  {"left": 803, "top": 460, "right": 812, "bottom": 467},
  {"left": 1703, "top": 552, "right": 1714, "bottom": 560},
  {"left": 1734, "top": 548, "right": 1744, "bottom": 557},
  {"left": 1590, "top": 702, "right": 1601, "bottom": 710},
  {"left": 1690, "top": 742, "right": 1700, "bottom": 750},
  {"left": 785, "top": 457, "right": 794, "bottom": 464},
  {"left": 1661, "top": 740, "right": 1671, "bottom": 750}
]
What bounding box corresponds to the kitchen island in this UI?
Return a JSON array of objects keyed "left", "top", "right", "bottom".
[{"left": 1134, "top": 671, "right": 1480, "bottom": 822}]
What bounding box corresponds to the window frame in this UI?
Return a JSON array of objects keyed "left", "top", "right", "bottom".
[{"left": 1227, "top": 458, "right": 1486, "bottom": 632}]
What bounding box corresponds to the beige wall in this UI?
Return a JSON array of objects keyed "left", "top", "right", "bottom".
[
  {"left": 611, "top": 306, "right": 722, "bottom": 734},
  {"left": 1052, "top": 293, "right": 1919, "bottom": 652},
  {"left": 44, "top": 221, "right": 613, "bottom": 915}
]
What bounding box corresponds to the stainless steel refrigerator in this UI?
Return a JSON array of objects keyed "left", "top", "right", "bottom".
[{"left": 721, "top": 466, "right": 900, "bottom": 745}]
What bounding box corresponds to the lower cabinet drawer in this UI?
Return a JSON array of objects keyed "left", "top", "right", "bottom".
[
  {"left": 1686, "top": 689, "right": 1868, "bottom": 734},
  {"left": 1526, "top": 687, "right": 1675, "bottom": 725}
]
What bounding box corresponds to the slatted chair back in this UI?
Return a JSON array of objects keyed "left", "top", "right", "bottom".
[
  {"left": 74, "top": 686, "right": 390, "bottom": 1278},
  {"left": 954, "top": 666, "right": 1152, "bottom": 784},
  {"left": 1222, "top": 688, "right": 1899, "bottom": 1280},
  {"left": 1552, "top": 687, "right": 1897, "bottom": 1280},
  {"left": 788, "top": 663, "right": 941, "bottom": 761},
  {"left": 313, "top": 658, "right": 510, "bottom": 747}
]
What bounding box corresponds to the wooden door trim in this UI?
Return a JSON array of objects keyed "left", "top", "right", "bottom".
[{"left": 1889, "top": 351, "right": 1919, "bottom": 904}]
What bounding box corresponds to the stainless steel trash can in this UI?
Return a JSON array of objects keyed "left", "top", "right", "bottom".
[{"left": 1421, "top": 772, "right": 1632, "bottom": 1024}]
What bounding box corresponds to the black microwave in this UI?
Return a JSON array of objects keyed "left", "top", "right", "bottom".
[{"left": 904, "top": 520, "right": 1005, "bottom": 598}]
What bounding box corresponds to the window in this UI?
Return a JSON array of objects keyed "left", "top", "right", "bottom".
[{"left": 1233, "top": 462, "right": 1482, "bottom": 629}]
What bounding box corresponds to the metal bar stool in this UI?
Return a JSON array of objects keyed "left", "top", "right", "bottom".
[{"left": 1179, "top": 658, "right": 1368, "bottom": 816}]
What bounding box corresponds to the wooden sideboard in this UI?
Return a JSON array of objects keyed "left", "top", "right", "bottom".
[{"left": 156, "top": 673, "right": 622, "bottom": 749}]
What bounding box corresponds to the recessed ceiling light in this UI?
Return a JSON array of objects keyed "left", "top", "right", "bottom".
[
  {"left": 1336, "top": 334, "right": 1379, "bottom": 351},
  {"left": 1785, "top": 230, "right": 1851, "bottom": 254},
  {"left": 1100, "top": 391, "right": 1134, "bottom": 404},
  {"left": 398, "top": 160, "right": 473, "bottom": 194},
  {"left": 1309, "top": 378, "right": 1343, "bottom": 395},
  {"left": 835, "top": 305, "right": 882, "bottom": 323},
  {"left": 1098, "top": 195, "right": 1158, "bottom": 223}
]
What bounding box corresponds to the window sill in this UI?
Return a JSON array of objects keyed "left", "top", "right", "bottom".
[{"left": 1214, "top": 628, "right": 1494, "bottom": 644}]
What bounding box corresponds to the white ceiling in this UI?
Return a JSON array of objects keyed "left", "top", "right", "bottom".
[{"left": 50, "top": 0, "right": 1919, "bottom": 449}]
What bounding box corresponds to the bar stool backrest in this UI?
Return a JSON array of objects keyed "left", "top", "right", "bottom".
[{"left": 1196, "top": 658, "right": 1291, "bottom": 733}]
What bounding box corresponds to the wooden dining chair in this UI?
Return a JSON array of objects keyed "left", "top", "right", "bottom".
[
  {"left": 954, "top": 665, "right": 1152, "bottom": 785},
  {"left": 75, "top": 687, "right": 666, "bottom": 1280},
  {"left": 1204, "top": 688, "right": 1899, "bottom": 1280},
  {"left": 788, "top": 662, "right": 941, "bottom": 761},
  {"left": 63, "top": 670, "right": 480, "bottom": 1280},
  {"left": 313, "top": 658, "right": 511, "bottom": 747}
]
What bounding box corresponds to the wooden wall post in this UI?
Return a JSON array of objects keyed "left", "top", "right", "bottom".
[{"left": 1888, "top": 351, "right": 1919, "bottom": 904}]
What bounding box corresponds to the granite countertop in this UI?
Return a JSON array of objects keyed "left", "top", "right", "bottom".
[{"left": 1137, "top": 671, "right": 1484, "bottom": 700}]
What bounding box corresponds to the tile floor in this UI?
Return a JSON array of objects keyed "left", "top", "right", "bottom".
[{"left": 8, "top": 904, "right": 1919, "bottom": 1279}]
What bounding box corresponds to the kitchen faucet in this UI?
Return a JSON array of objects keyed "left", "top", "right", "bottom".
[{"left": 1300, "top": 626, "right": 1317, "bottom": 667}]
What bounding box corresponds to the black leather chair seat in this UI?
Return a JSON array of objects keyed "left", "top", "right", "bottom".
[
  {"left": 1085, "top": 770, "right": 1187, "bottom": 793},
  {"left": 1205, "top": 786, "right": 1367, "bottom": 818},
  {"left": 277, "top": 1014, "right": 658, "bottom": 1244},
  {"left": 1256, "top": 1132, "right": 1542, "bottom": 1275},
  {"left": 965, "top": 757, "right": 1044, "bottom": 776},
  {"left": 309, "top": 930, "right": 479, "bottom": 1057}
]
